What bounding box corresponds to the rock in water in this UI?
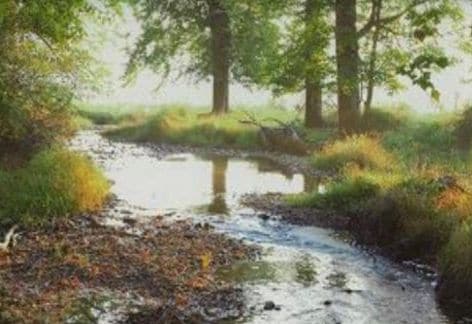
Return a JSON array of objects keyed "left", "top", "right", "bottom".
[{"left": 263, "top": 301, "right": 276, "bottom": 311}]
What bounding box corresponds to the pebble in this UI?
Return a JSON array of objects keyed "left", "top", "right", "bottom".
[
  {"left": 263, "top": 301, "right": 276, "bottom": 310},
  {"left": 258, "top": 213, "right": 271, "bottom": 221}
]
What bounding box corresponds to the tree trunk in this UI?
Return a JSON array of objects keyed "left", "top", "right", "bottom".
[
  {"left": 364, "top": 0, "right": 382, "bottom": 113},
  {"left": 305, "top": 80, "right": 323, "bottom": 128},
  {"left": 209, "top": 0, "right": 231, "bottom": 114},
  {"left": 335, "top": 0, "right": 360, "bottom": 133},
  {"left": 304, "top": 0, "right": 323, "bottom": 128}
]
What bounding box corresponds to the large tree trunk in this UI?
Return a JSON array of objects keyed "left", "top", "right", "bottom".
[
  {"left": 305, "top": 80, "right": 323, "bottom": 128},
  {"left": 304, "top": 0, "right": 323, "bottom": 128},
  {"left": 335, "top": 0, "right": 361, "bottom": 133},
  {"left": 209, "top": 0, "right": 231, "bottom": 114}
]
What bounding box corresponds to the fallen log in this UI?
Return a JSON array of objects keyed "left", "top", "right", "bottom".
[{"left": 240, "top": 112, "right": 309, "bottom": 156}]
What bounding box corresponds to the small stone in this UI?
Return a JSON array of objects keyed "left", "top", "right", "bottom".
[
  {"left": 323, "top": 300, "right": 332, "bottom": 306},
  {"left": 205, "top": 307, "right": 218, "bottom": 316},
  {"left": 258, "top": 213, "right": 270, "bottom": 221},
  {"left": 263, "top": 301, "right": 276, "bottom": 310},
  {"left": 123, "top": 217, "right": 137, "bottom": 226}
]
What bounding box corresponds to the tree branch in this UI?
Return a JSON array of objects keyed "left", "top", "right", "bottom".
[{"left": 358, "top": 0, "right": 429, "bottom": 39}]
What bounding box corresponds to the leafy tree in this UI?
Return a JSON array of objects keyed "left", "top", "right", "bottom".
[
  {"left": 359, "top": 0, "right": 462, "bottom": 112},
  {"left": 262, "top": 0, "right": 332, "bottom": 128},
  {"left": 334, "top": 0, "right": 461, "bottom": 133},
  {"left": 126, "top": 0, "right": 283, "bottom": 114},
  {"left": 0, "top": 0, "right": 113, "bottom": 152}
]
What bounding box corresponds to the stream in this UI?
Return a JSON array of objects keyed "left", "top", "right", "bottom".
[{"left": 71, "top": 130, "right": 451, "bottom": 324}]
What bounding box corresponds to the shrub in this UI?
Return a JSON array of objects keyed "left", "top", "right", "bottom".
[
  {"left": 454, "top": 105, "right": 472, "bottom": 150},
  {"left": 313, "top": 135, "right": 394, "bottom": 172},
  {"left": 360, "top": 108, "right": 407, "bottom": 132},
  {"left": 0, "top": 148, "right": 109, "bottom": 227},
  {"left": 366, "top": 182, "right": 457, "bottom": 257},
  {"left": 286, "top": 177, "right": 380, "bottom": 212},
  {"left": 438, "top": 222, "right": 472, "bottom": 307}
]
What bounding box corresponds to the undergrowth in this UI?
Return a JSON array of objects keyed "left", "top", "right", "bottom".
[{"left": 0, "top": 148, "right": 109, "bottom": 228}]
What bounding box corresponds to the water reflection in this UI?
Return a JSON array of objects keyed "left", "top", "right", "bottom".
[
  {"left": 208, "top": 157, "right": 229, "bottom": 214},
  {"left": 102, "top": 151, "right": 309, "bottom": 213}
]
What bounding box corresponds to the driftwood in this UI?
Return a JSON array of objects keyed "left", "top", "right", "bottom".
[
  {"left": 0, "top": 225, "right": 18, "bottom": 252},
  {"left": 240, "top": 112, "right": 309, "bottom": 155}
]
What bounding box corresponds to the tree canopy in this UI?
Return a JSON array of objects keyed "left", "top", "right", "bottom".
[
  {"left": 126, "top": 0, "right": 283, "bottom": 113},
  {"left": 0, "top": 0, "right": 113, "bottom": 150}
]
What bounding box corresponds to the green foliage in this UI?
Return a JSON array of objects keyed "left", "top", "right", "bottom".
[
  {"left": 126, "top": 0, "right": 284, "bottom": 85},
  {"left": 287, "top": 177, "right": 380, "bottom": 212},
  {"left": 358, "top": 0, "right": 461, "bottom": 101},
  {"left": 454, "top": 105, "right": 472, "bottom": 150},
  {"left": 312, "top": 134, "right": 394, "bottom": 172},
  {"left": 360, "top": 107, "right": 408, "bottom": 132},
  {"left": 106, "top": 108, "right": 266, "bottom": 149},
  {"left": 76, "top": 102, "right": 165, "bottom": 126},
  {"left": 262, "top": 0, "right": 332, "bottom": 95},
  {"left": 439, "top": 222, "right": 472, "bottom": 304},
  {"left": 0, "top": 148, "right": 109, "bottom": 228},
  {"left": 0, "top": 0, "right": 115, "bottom": 152},
  {"left": 382, "top": 114, "right": 467, "bottom": 171}
]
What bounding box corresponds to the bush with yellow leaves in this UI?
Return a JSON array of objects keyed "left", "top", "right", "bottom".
[{"left": 0, "top": 148, "right": 109, "bottom": 228}]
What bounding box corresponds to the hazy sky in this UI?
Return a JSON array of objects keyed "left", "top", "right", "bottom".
[{"left": 88, "top": 3, "right": 472, "bottom": 112}]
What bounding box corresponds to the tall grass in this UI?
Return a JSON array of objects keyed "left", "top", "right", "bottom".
[
  {"left": 105, "top": 106, "right": 301, "bottom": 150},
  {"left": 0, "top": 148, "right": 109, "bottom": 228}
]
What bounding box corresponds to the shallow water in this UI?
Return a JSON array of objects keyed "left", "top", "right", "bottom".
[{"left": 71, "top": 130, "right": 451, "bottom": 324}]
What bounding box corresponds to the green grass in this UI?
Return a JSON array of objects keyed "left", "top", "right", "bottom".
[
  {"left": 75, "top": 102, "right": 155, "bottom": 126},
  {"left": 0, "top": 148, "right": 110, "bottom": 228},
  {"left": 104, "top": 105, "right": 304, "bottom": 150},
  {"left": 312, "top": 134, "right": 395, "bottom": 172}
]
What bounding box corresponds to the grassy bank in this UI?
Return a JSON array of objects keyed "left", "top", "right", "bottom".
[
  {"left": 0, "top": 148, "right": 110, "bottom": 228},
  {"left": 286, "top": 108, "right": 472, "bottom": 312},
  {"left": 80, "top": 103, "right": 335, "bottom": 151}
]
